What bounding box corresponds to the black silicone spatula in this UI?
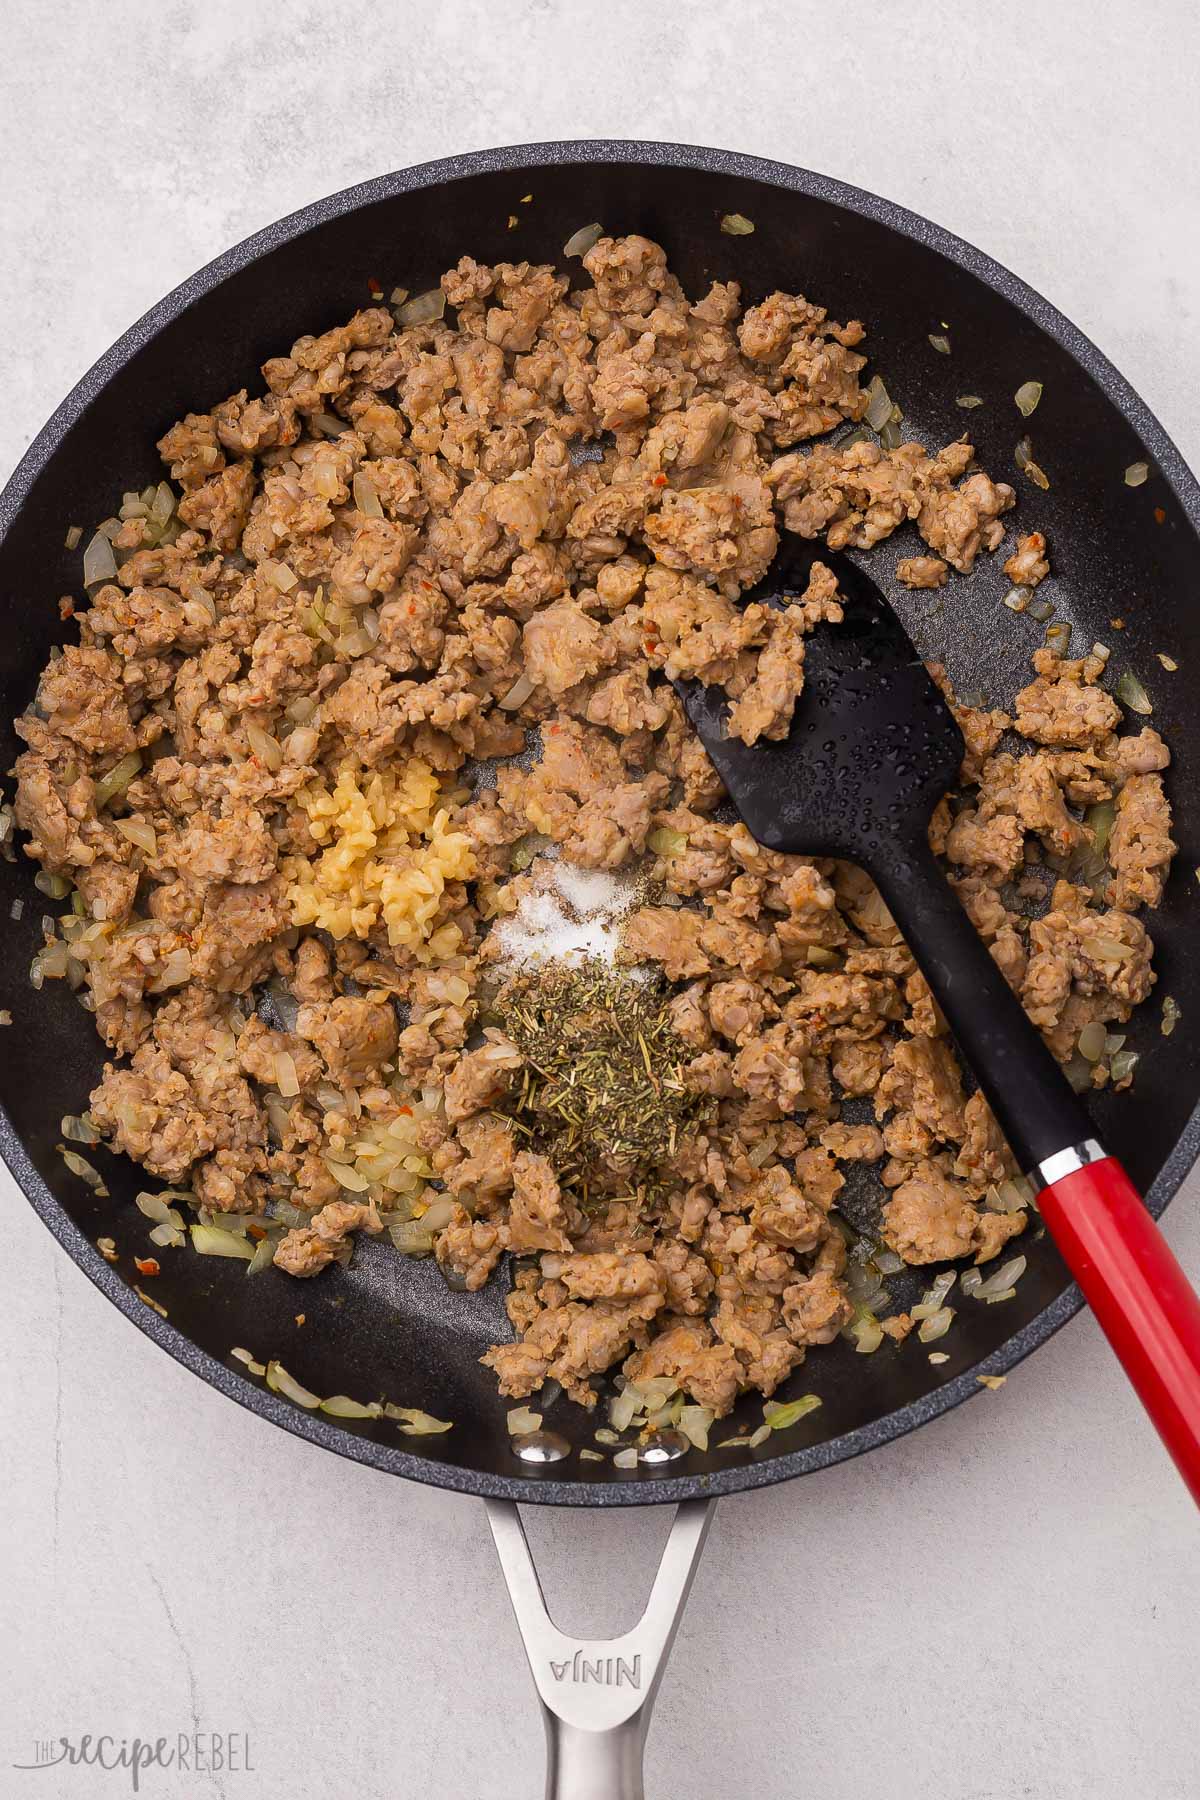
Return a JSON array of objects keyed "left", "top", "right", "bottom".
[{"left": 673, "top": 536, "right": 1200, "bottom": 1503}]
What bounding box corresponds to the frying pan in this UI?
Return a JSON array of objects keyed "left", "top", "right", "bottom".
[{"left": 3, "top": 142, "right": 1199, "bottom": 1797}]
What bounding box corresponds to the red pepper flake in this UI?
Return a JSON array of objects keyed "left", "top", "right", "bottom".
[
  {"left": 652, "top": 472, "right": 668, "bottom": 487},
  {"left": 397, "top": 1103, "right": 413, "bottom": 1116},
  {"left": 421, "top": 580, "right": 434, "bottom": 592},
  {"left": 295, "top": 1313, "right": 306, "bottom": 1326},
  {"left": 134, "top": 1256, "right": 161, "bottom": 1277},
  {"left": 247, "top": 1223, "right": 268, "bottom": 1242},
  {"left": 1154, "top": 507, "right": 1166, "bottom": 524},
  {"left": 58, "top": 597, "right": 75, "bottom": 619},
  {"left": 367, "top": 277, "right": 382, "bottom": 296}
]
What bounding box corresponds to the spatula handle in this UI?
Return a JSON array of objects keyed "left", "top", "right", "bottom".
[
  {"left": 874, "top": 841, "right": 1200, "bottom": 1503},
  {"left": 871, "top": 840, "right": 1094, "bottom": 1170},
  {"left": 1034, "top": 1152, "right": 1200, "bottom": 1505}
]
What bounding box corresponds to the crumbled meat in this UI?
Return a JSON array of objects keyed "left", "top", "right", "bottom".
[
  {"left": 1015, "top": 650, "right": 1122, "bottom": 747},
  {"left": 882, "top": 1162, "right": 1022, "bottom": 1264},
  {"left": 274, "top": 1199, "right": 383, "bottom": 1276},
  {"left": 1003, "top": 531, "right": 1049, "bottom": 589},
  {"left": 297, "top": 996, "right": 399, "bottom": 1086},
  {"left": 1108, "top": 774, "right": 1175, "bottom": 911},
  {"left": 895, "top": 555, "right": 949, "bottom": 590},
  {"left": 18, "top": 233, "right": 1170, "bottom": 1423},
  {"left": 507, "top": 1151, "right": 576, "bottom": 1254}
]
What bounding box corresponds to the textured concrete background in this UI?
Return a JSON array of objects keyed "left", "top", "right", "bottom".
[{"left": 2, "top": 4, "right": 1199, "bottom": 1796}]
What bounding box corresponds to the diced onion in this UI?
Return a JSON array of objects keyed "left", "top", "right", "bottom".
[
  {"left": 960, "top": 1267, "right": 984, "bottom": 1297},
  {"left": 976, "top": 1255, "right": 1027, "bottom": 1298},
  {"left": 135, "top": 1190, "right": 184, "bottom": 1227},
  {"left": 506, "top": 1406, "right": 543, "bottom": 1435},
  {"left": 94, "top": 750, "right": 143, "bottom": 809},
  {"left": 1116, "top": 670, "right": 1153, "bottom": 715},
  {"left": 388, "top": 1219, "right": 435, "bottom": 1254},
  {"left": 1124, "top": 461, "right": 1149, "bottom": 487},
  {"left": 325, "top": 1158, "right": 370, "bottom": 1193},
  {"left": 956, "top": 394, "right": 984, "bottom": 408},
  {"left": 849, "top": 1308, "right": 884, "bottom": 1354},
  {"left": 1077, "top": 1021, "right": 1107, "bottom": 1062},
  {"left": 61, "top": 1148, "right": 105, "bottom": 1189},
  {"left": 1002, "top": 586, "right": 1032, "bottom": 613},
  {"left": 1162, "top": 995, "right": 1181, "bottom": 1038},
  {"left": 1110, "top": 1048, "right": 1139, "bottom": 1084},
  {"left": 747, "top": 1423, "right": 772, "bottom": 1448},
  {"left": 647, "top": 827, "right": 688, "bottom": 857},
  {"left": 83, "top": 531, "right": 118, "bottom": 586},
  {"left": 563, "top": 223, "right": 604, "bottom": 258},
  {"left": 416, "top": 1194, "right": 456, "bottom": 1234},
  {"left": 352, "top": 472, "right": 384, "bottom": 517},
  {"left": 148, "top": 1221, "right": 185, "bottom": 1249},
  {"left": 246, "top": 723, "right": 284, "bottom": 771},
  {"left": 1086, "top": 799, "right": 1115, "bottom": 856},
  {"left": 763, "top": 1395, "right": 821, "bottom": 1430},
  {"left": 246, "top": 1235, "right": 276, "bottom": 1276},
  {"left": 274, "top": 1050, "right": 300, "bottom": 1098},
  {"left": 498, "top": 672, "right": 535, "bottom": 710},
  {"left": 1014, "top": 380, "right": 1043, "bottom": 417},
  {"left": 261, "top": 559, "right": 298, "bottom": 593},
  {"left": 115, "top": 816, "right": 157, "bottom": 854},
  {"left": 613, "top": 1446, "right": 639, "bottom": 1468},
  {"left": 266, "top": 1360, "right": 322, "bottom": 1408},
  {"left": 865, "top": 376, "right": 892, "bottom": 432},
  {"left": 917, "top": 1305, "right": 956, "bottom": 1343},
  {"left": 320, "top": 1394, "right": 383, "bottom": 1419},
  {"left": 720, "top": 213, "right": 755, "bottom": 237},
  {"left": 678, "top": 1404, "right": 714, "bottom": 1451},
  {"left": 911, "top": 1270, "right": 957, "bottom": 1319},
  {"left": 928, "top": 333, "right": 951, "bottom": 354},
  {"left": 386, "top": 1405, "right": 452, "bottom": 1435},
  {"left": 311, "top": 460, "right": 341, "bottom": 500},
  {"left": 397, "top": 289, "right": 447, "bottom": 326},
  {"left": 62, "top": 1112, "right": 103, "bottom": 1145},
  {"left": 190, "top": 1222, "right": 255, "bottom": 1259}
]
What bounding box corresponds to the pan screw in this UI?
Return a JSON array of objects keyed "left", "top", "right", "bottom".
[
  {"left": 637, "top": 1430, "right": 690, "bottom": 1464},
  {"left": 510, "top": 1429, "right": 571, "bottom": 1464}
]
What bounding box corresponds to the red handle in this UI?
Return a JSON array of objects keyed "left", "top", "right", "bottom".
[{"left": 1035, "top": 1157, "right": 1200, "bottom": 1505}]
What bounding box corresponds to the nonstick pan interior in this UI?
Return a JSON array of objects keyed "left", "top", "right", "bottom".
[{"left": 2, "top": 142, "right": 1199, "bottom": 1505}]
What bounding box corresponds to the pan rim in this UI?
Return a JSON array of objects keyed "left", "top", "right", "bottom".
[{"left": 3, "top": 137, "right": 1198, "bottom": 1507}]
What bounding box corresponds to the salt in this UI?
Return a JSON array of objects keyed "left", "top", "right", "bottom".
[{"left": 489, "top": 858, "right": 641, "bottom": 973}]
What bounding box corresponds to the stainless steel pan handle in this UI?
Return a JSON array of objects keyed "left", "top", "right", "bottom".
[{"left": 486, "top": 1497, "right": 716, "bottom": 1800}]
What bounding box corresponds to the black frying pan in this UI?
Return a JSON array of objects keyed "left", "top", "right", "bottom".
[{"left": 2, "top": 141, "right": 1199, "bottom": 1794}]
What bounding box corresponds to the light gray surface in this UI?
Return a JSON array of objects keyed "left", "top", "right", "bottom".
[{"left": 2, "top": 4, "right": 1198, "bottom": 1796}]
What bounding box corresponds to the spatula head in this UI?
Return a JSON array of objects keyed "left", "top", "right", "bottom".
[{"left": 674, "top": 537, "right": 965, "bottom": 862}]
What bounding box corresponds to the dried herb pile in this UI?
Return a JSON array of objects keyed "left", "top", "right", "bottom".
[{"left": 494, "top": 960, "right": 711, "bottom": 1182}]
